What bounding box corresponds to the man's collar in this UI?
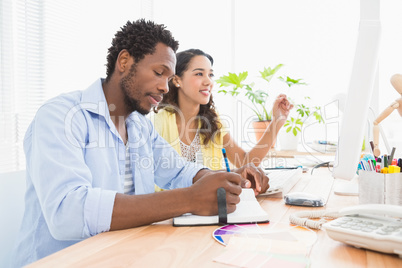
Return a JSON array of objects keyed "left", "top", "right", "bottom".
[
  {"left": 81, "top": 78, "right": 142, "bottom": 123},
  {"left": 81, "top": 78, "right": 109, "bottom": 118}
]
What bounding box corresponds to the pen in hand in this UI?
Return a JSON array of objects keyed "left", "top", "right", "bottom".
[
  {"left": 222, "top": 148, "right": 230, "bottom": 172},
  {"left": 221, "top": 148, "right": 255, "bottom": 190}
]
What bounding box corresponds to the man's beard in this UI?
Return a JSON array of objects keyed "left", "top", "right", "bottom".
[{"left": 120, "top": 65, "right": 150, "bottom": 115}]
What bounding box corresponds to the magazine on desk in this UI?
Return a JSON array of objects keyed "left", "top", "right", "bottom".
[{"left": 173, "top": 188, "right": 269, "bottom": 226}]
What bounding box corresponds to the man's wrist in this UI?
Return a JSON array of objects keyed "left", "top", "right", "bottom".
[{"left": 192, "top": 167, "right": 210, "bottom": 183}]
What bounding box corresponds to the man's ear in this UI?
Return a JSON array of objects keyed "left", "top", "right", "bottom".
[{"left": 116, "top": 49, "right": 131, "bottom": 73}]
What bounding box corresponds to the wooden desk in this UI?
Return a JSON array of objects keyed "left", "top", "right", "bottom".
[
  {"left": 269, "top": 149, "right": 336, "bottom": 158},
  {"left": 28, "top": 169, "right": 402, "bottom": 268}
]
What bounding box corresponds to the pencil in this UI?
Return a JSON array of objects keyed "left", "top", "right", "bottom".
[{"left": 222, "top": 148, "right": 230, "bottom": 172}]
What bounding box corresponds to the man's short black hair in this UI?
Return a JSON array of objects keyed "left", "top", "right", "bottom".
[{"left": 105, "top": 19, "right": 179, "bottom": 81}]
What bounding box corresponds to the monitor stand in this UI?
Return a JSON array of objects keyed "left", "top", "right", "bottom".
[{"left": 333, "top": 174, "right": 359, "bottom": 196}]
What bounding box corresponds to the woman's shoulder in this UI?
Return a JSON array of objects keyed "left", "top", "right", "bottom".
[
  {"left": 150, "top": 109, "right": 176, "bottom": 132},
  {"left": 150, "top": 108, "right": 179, "bottom": 142},
  {"left": 215, "top": 111, "right": 229, "bottom": 134},
  {"left": 152, "top": 108, "right": 175, "bottom": 121}
]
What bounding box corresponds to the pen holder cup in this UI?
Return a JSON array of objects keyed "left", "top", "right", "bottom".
[{"left": 358, "top": 170, "right": 402, "bottom": 206}]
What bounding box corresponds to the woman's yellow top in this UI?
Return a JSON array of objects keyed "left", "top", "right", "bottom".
[{"left": 151, "top": 109, "right": 228, "bottom": 171}]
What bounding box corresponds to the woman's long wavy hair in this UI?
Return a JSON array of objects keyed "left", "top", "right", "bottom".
[{"left": 155, "top": 49, "right": 221, "bottom": 146}]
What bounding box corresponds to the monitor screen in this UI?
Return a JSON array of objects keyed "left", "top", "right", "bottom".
[{"left": 332, "top": 3, "right": 381, "bottom": 181}]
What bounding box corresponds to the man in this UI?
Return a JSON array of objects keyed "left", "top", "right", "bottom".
[{"left": 12, "top": 19, "right": 269, "bottom": 266}]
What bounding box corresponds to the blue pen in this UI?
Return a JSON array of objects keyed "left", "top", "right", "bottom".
[
  {"left": 360, "top": 160, "right": 366, "bottom": 171},
  {"left": 222, "top": 148, "right": 230, "bottom": 172}
]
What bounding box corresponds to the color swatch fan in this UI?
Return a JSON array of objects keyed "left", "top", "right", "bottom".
[{"left": 212, "top": 222, "right": 317, "bottom": 268}]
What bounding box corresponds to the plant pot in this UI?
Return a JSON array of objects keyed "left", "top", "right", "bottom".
[
  {"left": 278, "top": 129, "right": 300, "bottom": 151},
  {"left": 252, "top": 120, "right": 275, "bottom": 147}
]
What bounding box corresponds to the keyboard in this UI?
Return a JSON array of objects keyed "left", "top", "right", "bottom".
[{"left": 260, "top": 168, "right": 303, "bottom": 197}]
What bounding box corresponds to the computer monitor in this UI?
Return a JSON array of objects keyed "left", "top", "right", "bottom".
[{"left": 332, "top": 0, "right": 381, "bottom": 181}]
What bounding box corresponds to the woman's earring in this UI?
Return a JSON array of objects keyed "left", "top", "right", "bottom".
[{"left": 176, "top": 84, "right": 180, "bottom": 87}]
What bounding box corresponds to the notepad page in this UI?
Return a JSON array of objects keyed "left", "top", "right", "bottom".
[
  {"left": 173, "top": 188, "right": 269, "bottom": 226},
  {"left": 227, "top": 188, "right": 268, "bottom": 222}
]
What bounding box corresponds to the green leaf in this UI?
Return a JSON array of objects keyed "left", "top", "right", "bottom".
[
  {"left": 278, "top": 76, "right": 307, "bottom": 87},
  {"left": 292, "top": 128, "right": 298, "bottom": 136},
  {"left": 216, "top": 71, "right": 248, "bottom": 89},
  {"left": 245, "top": 89, "right": 268, "bottom": 105},
  {"left": 259, "top": 64, "right": 283, "bottom": 82},
  {"left": 313, "top": 111, "right": 324, "bottom": 123},
  {"left": 230, "top": 91, "right": 240, "bottom": 97},
  {"left": 299, "top": 110, "right": 305, "bottom": 117},
  {"left": 286, "top": 126, "right": 292, "bottom": 133}
]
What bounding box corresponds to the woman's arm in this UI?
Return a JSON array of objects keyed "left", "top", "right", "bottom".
[{"left": 224, "top": 94, "right": 293, "bottom": 168}]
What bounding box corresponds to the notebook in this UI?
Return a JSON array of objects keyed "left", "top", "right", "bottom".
[
  {"left": 173, "top": 188, "right": 269, "bottom": 226},
  {"left": 260, "top": 168, "right": 303, "bottom": 197}
]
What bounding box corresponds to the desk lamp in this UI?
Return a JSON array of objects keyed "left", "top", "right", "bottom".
[{"left": 372, "top": 74, "right": 402, "bottom": 157}]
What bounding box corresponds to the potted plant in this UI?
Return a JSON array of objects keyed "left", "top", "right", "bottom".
[
  {"left": 279, "top": 78, "right": 325, "bottom": 150},
  {"left": 283, "top": 98, "right": 324, "bottom": 137},
  {"left": 216, "top": 64, "right": 307, "bottom": 142}
]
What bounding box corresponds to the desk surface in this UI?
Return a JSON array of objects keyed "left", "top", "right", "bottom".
[
  {"left": 28, "top": 168, "right": 402, "bottom": 268},
  {"left": 269, "top": 149, "right": 336, "bottom": 158}
]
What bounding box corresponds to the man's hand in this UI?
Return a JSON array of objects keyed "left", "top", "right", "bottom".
[
  {"left": 189, "top": 170, "right": 242, "bottom": 216},
  {"left": 233, "top": 163, "right": 269, "bottom": 195}
]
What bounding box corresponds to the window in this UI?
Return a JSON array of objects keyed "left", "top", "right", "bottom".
[
  {"left": 1, "top": 0, "right": 46, "bottom": 172},
  {"left": 0, "top": 0, "right": 152, "bottom": 173}
]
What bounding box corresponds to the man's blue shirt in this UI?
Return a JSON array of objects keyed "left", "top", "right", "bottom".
[{"left": 12, "top": 79, "right": 203, "bottom": 266}]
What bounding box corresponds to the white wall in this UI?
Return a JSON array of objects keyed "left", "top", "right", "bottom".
[
  {"left": 2, "top": 0, "right": 402, "bottom": 173},
  {"left": 44, "top": 0, "right": 402, "bottom": 153},
  {"left": 153, "top": 0, "right": 402, "bottom": 156}
]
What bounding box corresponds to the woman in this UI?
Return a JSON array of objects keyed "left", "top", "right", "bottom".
[{"left": 152, "top": 48, "right": 293, "bottom": 171}]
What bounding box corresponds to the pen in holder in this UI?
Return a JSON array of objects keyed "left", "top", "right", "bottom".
[{"left": 358, "top": 170, "right": 402, "bottom": 206}]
